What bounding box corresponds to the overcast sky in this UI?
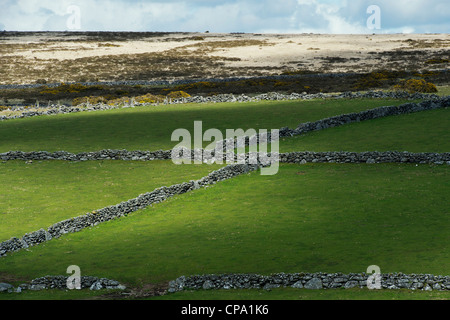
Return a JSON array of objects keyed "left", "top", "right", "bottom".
[{"left": 1, "top": 0, "right": 449, "bottom": 34}]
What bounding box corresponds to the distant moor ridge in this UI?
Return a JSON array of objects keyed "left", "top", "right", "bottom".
[{"left": 0, "top": 32, "right": 449, "bottom": 85}]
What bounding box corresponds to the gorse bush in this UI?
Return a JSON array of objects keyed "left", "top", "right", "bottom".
[
  {"left": 353, "top": 70, "right": 438, "bottom": 93},
  {"left": 164, "top": 81, "right": 220, "bottom": 92},
  {"left": 106, "top": 96, "right": 132, "bottom": 106},
  {"left": 166, "top": 91, "right": 191, "bottom": 99},
  {"left": 392, "top": 79, "right": 438, "bottom": 93},
  {"left": 135, "top": 93, "right": 166, "bottom": 104},
  {"left": 237, "top": 79, "right": 270, "bottom": 87},
  {"left": 40, "top": 83, "right": 105, "bottom": 95},
  {"left": 41, "top": 84, "right": 86, "bottom": 95},
  {"left": 353, "top": 72, "right": 388, "bottom": 90},
  {"left": 353, "top": 70, "right": 407, "bottom": 90}
]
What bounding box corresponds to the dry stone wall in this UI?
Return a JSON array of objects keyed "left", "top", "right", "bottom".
[
  {"left": 168, "top": 272, "right": 450, "bottom": 292},
  {"left": 0, "top": 90, "right": 443, "bottom": 122},
  {"left": 1, "top": 276, "right": 125, "bottom": 293},
  {"left": 2, "top": 150, "right": 449, "bottom": 165},
  {"left": 2, "top": 271, "right": 449, "bottom": 294}
]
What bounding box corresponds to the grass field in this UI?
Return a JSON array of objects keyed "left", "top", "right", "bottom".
[
  {"left": 0, "top": 98, "right": 419, "bottom": 153},
  {"left": 1, "top": 164, "right": 448, "bottom": 290},
  {"left": 0, "top": 97, "right": 448, "bottom": 301},
  {"left": 279, "top": 108, "right": 450, "bottom": 153},
  {"left": 0, "top": 160, "right": 223, "bottom": 241}
]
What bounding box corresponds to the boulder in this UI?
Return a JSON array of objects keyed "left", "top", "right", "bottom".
[
  {"left": 0, "top": 283, "right": 14, "bottom": 293},
  {"left": 291, "top": 281, "right": 304, "bottom": 289},
  {"left": 304, "top": 278, "right": 323, "bottom": 290}
]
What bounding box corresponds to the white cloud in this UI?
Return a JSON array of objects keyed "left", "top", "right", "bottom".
[{"left": 0, "top": 0, "right": 448, "bottom": 33}]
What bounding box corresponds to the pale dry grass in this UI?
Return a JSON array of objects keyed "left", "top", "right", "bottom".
[{"left": 0, "top": 32, "right": 449, "bottom": 85}]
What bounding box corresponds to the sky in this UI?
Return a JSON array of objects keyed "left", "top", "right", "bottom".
[{"left": 0, "top": 0, "right": 449, "bottom": 34}]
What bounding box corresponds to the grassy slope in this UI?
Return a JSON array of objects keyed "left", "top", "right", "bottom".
[
  {"left": 1, "top": 164, "right": 448, "bottom": 288},
  {"left": 279, "top": 108, "right": 450, "bottom": 153},
  {"left": 0, "top": 99, "right": 417, "bottom": 153},
  {"left": 0, "top": 160, "right": 223, "bottom": 241},
  {"left": 0, "top": 98, "right": 448, "bottom": 301}
]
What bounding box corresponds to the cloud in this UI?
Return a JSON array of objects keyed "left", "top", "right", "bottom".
[
  {"left": 335, "top": 0, "right": 450, "bottom": 33},
  {"left": 0, "top": 0, "right": 448, "bottom": 33},
  {"left": 283, "top": 0, "right": 366, "bottom": 34}
]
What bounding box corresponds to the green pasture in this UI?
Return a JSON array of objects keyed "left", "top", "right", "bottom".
[
  {"left": 0, "top": 96, "right": 448, "bottom": 301},
  {"left": 278, "top": 108, "right": 450, "bottom": 153},
  {"left": 0, "top": 160, "right": 222, "bottom": 241},
  {"left": 1, "top": 164, "right": 448, "bottom": 291},
  {"left": 0, "top": 99, "right": 419, "bottom": 153}
]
